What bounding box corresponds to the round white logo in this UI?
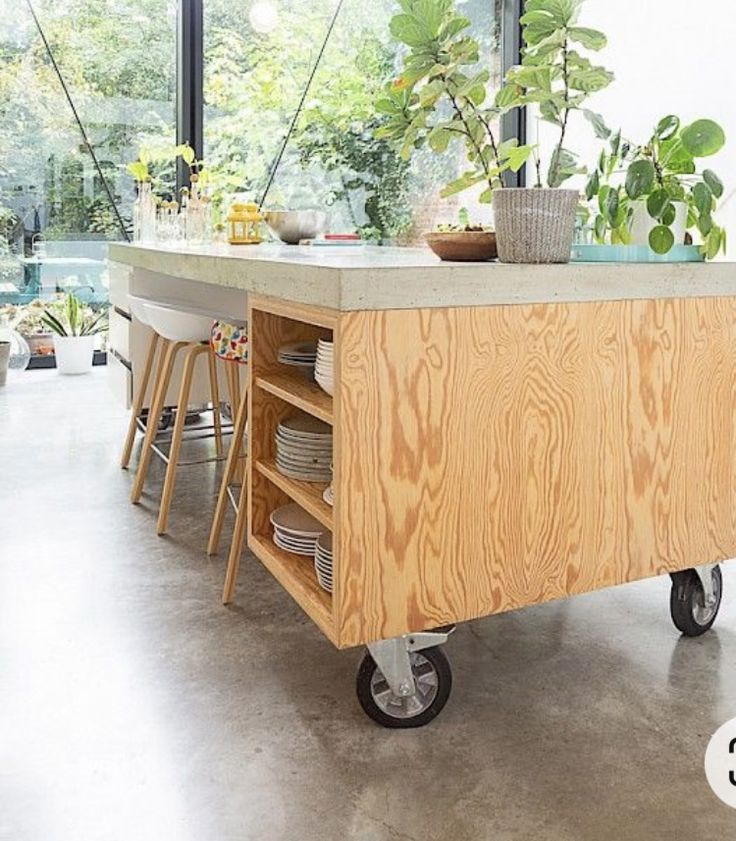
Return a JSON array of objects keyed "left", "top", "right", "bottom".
[{"left": 705, "top": 718, "right": 736, "bottom": 809}]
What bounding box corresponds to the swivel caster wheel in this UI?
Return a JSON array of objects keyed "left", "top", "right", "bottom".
[
  {"left": 356, "top": 645, "right": 452, "bottom": 728},
  {"left": 670, "top": 565, "right": 722, "bottom": 637}
]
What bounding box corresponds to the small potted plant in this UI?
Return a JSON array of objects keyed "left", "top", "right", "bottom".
[
  {"left": 426, "top": 208, "right": 497, "bottom": 261},
  {"left": 41, "top": 293, "right": 108, "bottom": 375},
  {"left": 586, "top": 116, "right": 726, "bottom": 258}
]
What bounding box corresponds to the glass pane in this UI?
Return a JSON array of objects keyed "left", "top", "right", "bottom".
[
  {"left": 204, "top": 0, "right": 503, "bottom": 243},
  {"left": 0, "top": 0, "right": 175, "bottom": 356}
]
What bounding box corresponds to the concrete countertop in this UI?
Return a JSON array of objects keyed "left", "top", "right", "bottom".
[{"left": 109, "top": 242, "right": 736, "bottom": 312}]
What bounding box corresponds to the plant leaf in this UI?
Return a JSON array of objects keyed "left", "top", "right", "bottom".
[
  {"left": 649, "top": 225, "right": 675, "bottom": 254},
  {"left": 693, "top": 182, "right": 713, "bottom": 215},
  {"left": 582, "top": 109, "right": 610, "bottom": 140},
  {"left": 646, "top": 189, "right": 669, "bottom": 220},
  {"left": 655, "top": 115, "right": 680, "bottom": 141},
  {"left": 625, "top": 160, "right": 655, "bottom": 199},
  {"left": 702, "top": 169, "right": 724, "bottom": 199},
  {"left": 568, "top": 27, "right": 606, "bottom": 50},
  {"left": 681, "top": 119, "right": 726, "bottom": 158}
]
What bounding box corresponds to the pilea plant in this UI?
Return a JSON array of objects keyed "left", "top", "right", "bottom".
[
  {"left": 586, "top": 116, "right": 727, "bottom": 257},
  {"left": 374, "top": 0, "right": 532, "bottom": 203}
]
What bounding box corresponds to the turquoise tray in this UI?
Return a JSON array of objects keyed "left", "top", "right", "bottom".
[{"left": 570, "top": 244, "right": 705, "bottom": 263}]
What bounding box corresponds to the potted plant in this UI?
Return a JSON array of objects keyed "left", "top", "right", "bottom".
[
  {"left": 377, "top": 0, "right": 613, "bottom": 263},
  {"left": 375, "top": 0, "right": 531, "bottom": 260},
  {"left": 492, "top": 0, "right": 613, "bottom": 262},
  {"left": 426, "top": 208, "right": 497, "bottom": 261},
  {"left": 586, "top": 116, "right": 726, "bottom": 258},
  {"left": 41, "top": 293, "right": 108, "bottom": 375}
]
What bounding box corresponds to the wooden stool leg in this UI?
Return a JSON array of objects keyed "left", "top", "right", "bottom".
[
  {"left": 228, "top": 365, "right": 244, "bottom": 485},
  {"left": 121, "top": 331, "right": 160, "bottom": 469},
  {"left": 222, "top": 468, "right": 248, "bottom": 604},
  {"left": 156, "top": 344, "right": 208, "bottom": 535},
  {"left": 130, "top": 339, "right": 183, "bottom": 504},
  {"left": 208, "top": 347, "right": 224, "bottom": 459},
  {"left": 207, "top": 374, "right": 248, "bottom": 555}
]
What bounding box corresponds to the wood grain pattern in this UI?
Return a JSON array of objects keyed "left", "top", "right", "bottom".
[
  {"left": 247, "top": 300, "right": 336, "bottom": 639},
  {"left": 336, "top": 297, "right": 736, "bottom": 646},
  {"left": 255, "top": 373, "right": 333, "bottom": 425},
  {"left": 249, "top": 294, "right": 337, "bottom": 330},
  {"left": 256, "top": 459, "right": 333, "bottom": 530}
]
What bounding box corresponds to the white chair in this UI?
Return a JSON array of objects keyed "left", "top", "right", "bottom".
[{"left": 128, "top": 299, "right": 228, "bottom": 535}]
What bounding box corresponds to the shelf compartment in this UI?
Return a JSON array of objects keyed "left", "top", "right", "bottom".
[
  {"left": 255, "top": 372, "right": 333, "bottom": 425},
  {"left": 256, "top": 459, "right": 333, "bottom": 530},
  {"left": 249, "top": 533, "right": 335, "bottom": 644}
]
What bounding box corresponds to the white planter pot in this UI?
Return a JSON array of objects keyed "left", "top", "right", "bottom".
[
  {"left": 53, "top": 335, "right": 95, "bottom": 375},
  {"left": 630, "top": 200, "right": 688, "bottom": 248}
]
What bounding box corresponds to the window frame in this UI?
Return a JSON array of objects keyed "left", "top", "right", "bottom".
[{"left": 175, "top": 0, "right": 525, "bottom": 192}]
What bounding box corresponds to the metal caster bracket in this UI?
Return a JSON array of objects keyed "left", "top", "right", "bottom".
[
  {"left": 367, "top": 626, "right": 455, "bottom": 699},
  {"left": 694, "top": 564, "right": 719, "bottom": 610}
]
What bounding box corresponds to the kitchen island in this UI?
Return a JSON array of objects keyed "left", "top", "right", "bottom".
[{"left": 109, "top": 242, "right": 736, "bottom": 724}]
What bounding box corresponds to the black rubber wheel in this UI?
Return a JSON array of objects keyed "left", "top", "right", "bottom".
[
  {"left": 356, "top": 646, "right": 452, "bottom": 728},
  {"left": 670, "top": 566, "right": 722, "bottom": 637}
]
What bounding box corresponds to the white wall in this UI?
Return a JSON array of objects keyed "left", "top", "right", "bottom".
[{"left": 533, "top": 0, "right": 736, "bottom": 246}]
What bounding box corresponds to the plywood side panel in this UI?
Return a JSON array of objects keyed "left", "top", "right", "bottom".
[{"left": 335, "top": 298, "right": 736, "bottom": 646}]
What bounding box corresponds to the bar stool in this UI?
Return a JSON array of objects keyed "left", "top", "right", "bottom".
[
  {"left": 206, "top": 320, "right": 250, "bottom": 604},
  {"left": 129, "top": 300, "right": 227, "bottom": 535},
  {"left": 120, "top": 295, "right": 164, "bottom": 470}
]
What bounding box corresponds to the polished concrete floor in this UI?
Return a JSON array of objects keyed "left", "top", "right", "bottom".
[{"left": 2, "top": 367, "right": 736, "bottom": 840}]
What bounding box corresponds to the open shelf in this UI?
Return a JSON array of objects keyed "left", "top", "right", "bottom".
[
  {"left": 256, "top": 459, "right": 333, "bottom": 530},
  {"left": 255, "top": 372, "right": 333, "bottom": 425},
  {"left": 249, "top": 533, "right": 335, "bottom": 644}
]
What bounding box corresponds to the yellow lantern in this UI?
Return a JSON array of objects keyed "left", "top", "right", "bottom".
[{"left": 227, "top": 202, "right": 263, "bottom": 245}]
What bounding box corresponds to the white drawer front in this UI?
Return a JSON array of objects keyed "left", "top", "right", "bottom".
[
  {"left": 107, "top": 349, "right": 132, "bottom": 409},
  {"left": 108, "top": 261, "right": 131, "bottom": 310},
  {"left": 109, "top": 307, "right": 132, "bottom": 359}
]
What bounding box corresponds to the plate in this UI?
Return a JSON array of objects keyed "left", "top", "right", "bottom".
[
  {"left": 270, "top": 502, "right": 324, "bottom": 537},
  {"left": 317, "top": 531, "right": 333, "bottom": 553},
  {"left": 279, "top": 414, "right": 332, "bottom": 437},
  {"left": 279, "top": 341, "right": 318, "bottom": 356},
  {"left": 273, "top": 535, "right": 316, "bottom": 557}
]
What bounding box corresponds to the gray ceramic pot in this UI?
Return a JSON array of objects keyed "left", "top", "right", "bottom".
[{"left": 494, "top": 188, "right": 579, "bottom": 264}]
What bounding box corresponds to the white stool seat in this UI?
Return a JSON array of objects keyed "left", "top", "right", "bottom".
[
  {"left": 143, "top": 301, "right": 215, "bottom": 343},
  {"left": 127, "top": 294, "right": 155, "bottom": 326}
]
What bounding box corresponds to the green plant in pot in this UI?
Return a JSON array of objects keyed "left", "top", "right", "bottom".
[
  {"left": 586, "top": 116, "right": 726, "bottom": 258},
  {"left": 41, "top": 293, "right": 108, "bottom": 375},
  {"left": 378, "top": 0, "right": 613, "bottom": 263},
  {"left": 375, "top": 0, "right": 532, "bottom": 261},
  {"left": 493, "top": 0, "right": 614, "bottom": 262}
]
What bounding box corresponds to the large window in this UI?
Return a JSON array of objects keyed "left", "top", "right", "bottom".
[
  {"left": 204, "top": 0, "right": 506, "bottom": 243},
  {"left": 0, "top": 0, "right": 176, "bottom": 311}
]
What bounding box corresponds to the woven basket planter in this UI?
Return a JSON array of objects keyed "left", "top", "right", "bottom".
[{"left": 494, "top": 188, "right": 579, "bottom": 264}]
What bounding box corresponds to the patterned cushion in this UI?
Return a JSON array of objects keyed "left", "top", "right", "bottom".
[{"left": 211, "top": 320, "right": 248, "bottom": 363}]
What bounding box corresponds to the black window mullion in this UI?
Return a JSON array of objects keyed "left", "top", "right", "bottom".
[
  {"left": 176, "top": 0, "right": 203, "bottom": 193},
  {"left": 501, "top": 0, "right": 525, "bottom": 186}
]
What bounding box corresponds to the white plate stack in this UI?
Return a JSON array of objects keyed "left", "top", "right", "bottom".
[
  {"left": 275, "top": 413, "right": 332, "bottom": 482},
  {"left": 277, "top": 341, "right": 317, "bottom": 371},
  {"left": 315, "top": 339, "right": 334, "bottom": 396},
  {"left": 314, "top": 531, "right": 333, "bottom": 593},
  {"left": 270, "top": 503, "right": 324, "bottom": 556}
]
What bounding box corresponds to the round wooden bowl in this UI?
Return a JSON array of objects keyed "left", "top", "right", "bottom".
[{"left": 425, "top": 230, "right": 497, "bottom": 262}]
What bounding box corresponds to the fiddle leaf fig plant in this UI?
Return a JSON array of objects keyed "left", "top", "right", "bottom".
[
  {"left": 375, "top": 0, "right": 533, "bottom": 203},
  {"left": 500, "top": 0, "right": 614, "bottom": 187},
  {"left": 586, "top": 116, "right": 727, "bottom": 257}
]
